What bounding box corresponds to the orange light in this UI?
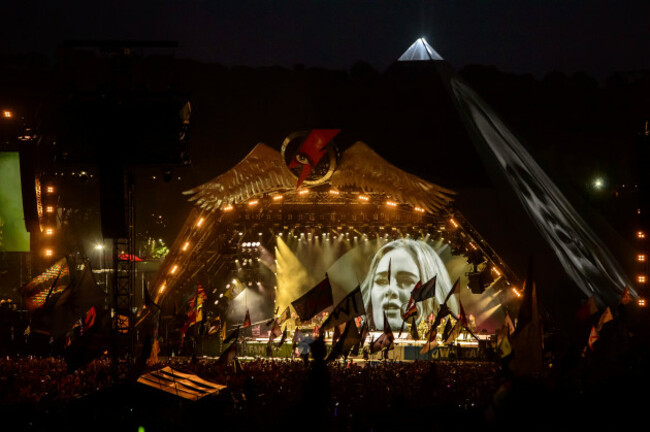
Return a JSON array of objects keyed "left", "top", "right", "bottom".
[
  {"left": 248, "top": 199, "right": 259, "bottom": 206},
  {"left": 469, "top": 242, "right": 478, "bottom": 250},
  {"left": 46, "top": 186, "right": 54, "bottom": 194},
  {"left": 3, "top": 110, "right": 12, "bottom": 118},
  {"left": 638, "top": 275, "right": 646, "bottom": 284},
  {"left": 196, "top": 217, "right": 204, "bottom": 227},
  {"left": 44, "top": 249, "right": 53, "bottom": 257},
  {"left": 385, "top": 201, "right": 398, "bottom": 207},
  {"left": 450, "top": 218, "right": 459, "bottom": 228},
  {"left": 272, "top": 195, "right": 283, "bottom": 201},
  {"left": 492, "top": 267, "right": 501, "bottom": 276},
  {"left": 639, "top": 254, "right": 647, "bottom": 262},
  {"left": 182, "top": 241, "right": 190, "bottom": 251},
  {"left": 223, "top": 205, "right": 233, "bottom": 211},
  {"left": 358, "top": 195, "right": 369, "bottom": 201},
  {"left": 170, "top": 265, "right": 178, "bottom": 274},
  {"left": 159, "top": 283, "right": 166, "bottom": 294},
  {"left": 638, "top": 299, "right": 646, "bottom": 307},
  {"left": 45, "top": 228, "right": 54, "bottom": 236},
  {"left": 638, "top": 231, "right": 646, "bottom": 239},
  {"left": 329, "top": 189, "right": 340, "bottom": 195},
  {"left": 46, "top": 206, "right": 54, "bottom": 213},
  {"left": 414, "top": 207, "right": 425, "bottom": 213},
  {"left": 298, "top": 189, "right": 309, "bottom": 195},
  {"left": 512, "top": 287, "right": 522, "bottom": 298}
]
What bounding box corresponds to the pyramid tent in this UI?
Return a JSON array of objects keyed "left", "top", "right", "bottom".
[{"left": 397, "top": 38, "right": 443, "bottom": 62}]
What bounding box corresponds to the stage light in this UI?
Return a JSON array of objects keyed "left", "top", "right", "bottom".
[
  {"left": 638, "top": 275, "right": 646, "bottom": 284},
  {"left": 248, "top": 200, "right": 259, "bottom": 206},
  {"left": 45, "top": 228, "right": 54, "bottom": 235},
  {"left": 329, "top": 189, "right": 339, "bottom": 195},
  {"left": 259, "top": 232, "right": 262, "bottom": 236},
  {"left": 3, "top": 110, "right": 13, "bottom": 118},
  {"left": 94, "top": 243, "right": 103, "bottom": 250},
  {"left": 358, "top": 195, "right": 369, "bottom": 201},
  {"left": 182, "top": 241, "right": 190, "bottom": 251},
  {"left": 219, "top": 293, "right": 223, "bottom": 298},
  {"left": 46, "top": 206, "right": 54, "bottom": 213},
  {"left": 298, "top": 189, "right": 309, "bottom": 195},
  {"left": 450, "top": 218, "right": 459, "bottom": 228},
  {"left": 639, "top": 254, "right": 647, "bottom": 262},
  {"left": 492, "top": 267, "right": 501, "bottom": 276},
  {"left": 469, "top": 242, "right": 477, "bottom": 250},
  {"left": 638, "top": 299, "right": 646, "bottom": 307},
  {"left": 638, "top": 231, "right": 646, "bottom": 239},
  {"left": 414, "top": 207, "right": 425, "bottom": 213},
  {"left": 44, "top": 249, "right": 53, "bottom": 257},
  {"left": 196, "top": 217, "right": 204, "bottom": 227},
  {"left": 239, "top": 232, "right": 243, "bottom": 236},
  {"left": 511, "top": 287, "right": 522, "bottom": 298},
  {"left": 170, "top": 265, "right": 178, "bottom": 274},
  {"left": 385, "top": 200, "right": 398, "bottom": 207},
  {"left": 159, "top": 283, "right": 166, "bottom": 293},
  {"left": 273, "top": 195, "right": 283, "bottom": 201},
  {"left": 223, "top": 205, "right": 233, "bottom": 211},
  {"left": 214, "top": 300, "right": 219, "bottom": 305},
  {"left": 46, "top": 186, "right": 54, "bottom": 194}
]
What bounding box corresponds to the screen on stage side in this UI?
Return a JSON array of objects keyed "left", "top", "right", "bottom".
[
  {"left": 274, "top": 235, "right": 504, "bottom": 332},
  {"left": 0, "top": 152, "right": 30, "bottom": 252}
]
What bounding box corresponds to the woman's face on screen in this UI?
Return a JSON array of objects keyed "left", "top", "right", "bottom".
[{"left": 370, "top": 248, "right": 420, "bottom": 330}]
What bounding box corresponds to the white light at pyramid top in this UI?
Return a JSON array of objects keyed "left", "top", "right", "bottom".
[{"left": 398, "top": 37, "right": 443, "bottom": 61}]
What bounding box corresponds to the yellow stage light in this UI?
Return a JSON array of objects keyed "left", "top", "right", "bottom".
[
  {"left": 182, "top": 241, "right": 190, "bottom": 251},
  {"left": 358, "top": 195, "right": 369, "bottom": 201},
  {"left": 196, "top": 217, "right": 204, "bottom": 227},
  {"left": 639, "top": 254, "right": 647, "bottom": 262},
  {"left": 329, "top": 189, "right": 340, "bottom": 195},
  {"left": 3, "top": 110, "right": 12, "bottom": 118},
  {"left": 223, "top": 205, "right": 233, "bottom": 211},
  {"left": 44, "top": 249, "right": 53, "bottom": 257},
  {"left": 450, "top": 218, "right": 459, "bottom": 228},
  {"left": 45, "top": 228, "right": 53, "bottom": 235},
  {"left": 272, "top": 195, "right": 283, "bottom": 201},
  {"left": 248, "top": 199, "right": 259, "bottom": 206},
  {"left": 298, "top": 189, "right": 309, "bottom": 195},
  {"left": 170, "top": 265, "right": 178, "bottom": 274}
]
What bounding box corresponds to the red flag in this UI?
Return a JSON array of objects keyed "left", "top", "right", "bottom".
[
  {"left": 83, "top": 306, "right": 96, "bottom": 330},
  {"left": 242, "top": 309, "right": 252, "bottom": 328},
  {"left": 287, "top": 129, "right": 340, "bottom": 187},
  {"left": 458, "top": 299, "right": 468, "bottom": 328}
]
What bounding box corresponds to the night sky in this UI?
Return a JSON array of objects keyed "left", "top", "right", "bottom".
[{"left": 3, "top": 0, "right": 650, "bottom": 77}]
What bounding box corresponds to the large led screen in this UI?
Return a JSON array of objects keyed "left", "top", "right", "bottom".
[
  {"left": 0, "top": 152, "right": 30, "bottom": 252},
  {"left": 273, "top": 234, "right": 506, "bottom": 332}
]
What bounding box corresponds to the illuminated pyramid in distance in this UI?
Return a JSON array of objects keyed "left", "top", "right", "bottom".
[{"left": 397, "top": 37, "right": 443, "bottom": 61}]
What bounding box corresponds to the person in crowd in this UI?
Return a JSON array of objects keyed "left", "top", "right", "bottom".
[{"left": 360, "top": 238, "right": 458, "bottom": 331}]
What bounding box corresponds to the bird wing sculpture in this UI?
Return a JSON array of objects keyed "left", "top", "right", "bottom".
[
  {"left": 330, "top": 142, "right": 455, "bottom": 214},
  {"left": 183, "top": 143, "right": 296, "bottom": 210}
]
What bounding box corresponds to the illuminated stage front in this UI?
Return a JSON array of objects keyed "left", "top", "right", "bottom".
[{"left": 148, "top": 139, "right": 520, "bottom": 352}]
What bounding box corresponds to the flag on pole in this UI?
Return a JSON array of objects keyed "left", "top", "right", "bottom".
[
  {"left": 321, "top": 286, "right": 366, "bottom": 330},
  {"left": 276, "top": 328, "right": 288, "bottom": 348},
  {"left": 411, "top": 275, "right": 437, "bottom": 303},
  {"left": 409, "top": 316, "right": 419, "bottom": 340},
  {"left": 242, "top": 309, "right": 251, "bottom": 328},
  {"left": 441, "top": 318, "right": 453, "bottom": 342},
  {"left": 509, "top": 259, "right": 543, "bottom": 376},
  {"left": 370, "top": 313, "right": 394, "bottom": 353},
  {"left": 419, "top": 324, "right": 438, "bottom": 354},
  {"left": 326, "top": 321, "right": 361, "bottom": 362},
  {"left": 278, "top": 307, "right": 291, "bottom": 324},
  {"left": 444, "top": 320, "right": 462, "bottom": 345},
  {"left": 291, "top": 276, "right": 333, "bottom": 321},
  {"left": 596, "top": 307, "right": 613, "bottom": 331},
  {"left": 268, "top": 319, "right": 283, "bottom": 341},
  {"left": 588, "top": 326, "right": 599, "bottom": 350},
  {"left": 351, "top": 321, "right": 369, "bottom": 356}
]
